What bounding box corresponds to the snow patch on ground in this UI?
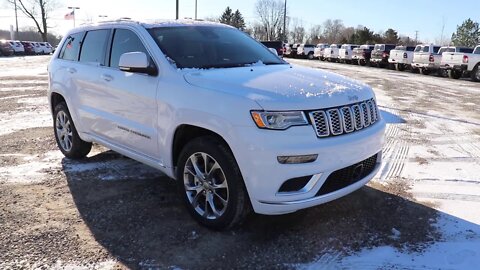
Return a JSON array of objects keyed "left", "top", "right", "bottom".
[
  {"left": 0, "top": 151, "right": 63, "bottom": 184},
  {"left": 0, "top": 110, "right": 52, "bottom": 136},
  {"left": 296, "top": 214, "right": 480, "bottom": 270}
]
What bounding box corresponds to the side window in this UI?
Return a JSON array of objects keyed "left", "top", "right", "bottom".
[
  {"left": 59, "top": 32, "right": 85, "bottom": 61},
  {"left": 79, "top": 29, "right": 110, "bottom": 64},
  {"left": 110, "top": 29, "right": 149, "bottom": 68}
]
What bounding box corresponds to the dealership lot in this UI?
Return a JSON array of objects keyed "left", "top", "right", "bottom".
[{"left": 1, "top": 56, "right": 479, "bottom": 269}]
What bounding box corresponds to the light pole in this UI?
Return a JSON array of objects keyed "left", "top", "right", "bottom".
[
  {"left": 14, "top": 0, "right": 18, "bottom": 38},
  {"left": 68, "top": 6, "right": 80, "bottom": 27},
  {"left": 195, "top": 0, "right": 197, "bottom": 20},
  {"left": 283, "top": 0, "right": 287, "bottom": 42},
  {"left": 176, "top": 0, "right": 179, "bottom": 20}
]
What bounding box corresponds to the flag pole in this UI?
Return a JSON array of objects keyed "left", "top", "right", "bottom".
[{"left": 68, "top": 6, "right": 80, "bottom": 27}]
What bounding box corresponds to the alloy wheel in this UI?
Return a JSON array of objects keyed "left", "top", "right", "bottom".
[
  {"left": 55, "top": 111, "right": 73, "bottom": 152},
  {"left": 183, "top": 152, "right": 229, "bottom": 220}
]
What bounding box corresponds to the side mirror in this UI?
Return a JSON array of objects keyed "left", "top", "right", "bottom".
[
  {"left": 119, "top": 52, "right": 157, "bottom": 76},
  {"left": 269, "top": 48, "right": 279, "bottom": 56}
]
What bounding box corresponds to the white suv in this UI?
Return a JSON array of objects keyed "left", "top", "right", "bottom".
[{"left": 48, "top": 19, "right": 385, "bottom": 229}]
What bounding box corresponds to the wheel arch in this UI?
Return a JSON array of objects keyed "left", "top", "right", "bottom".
[{"left": 171, "top": 124, "right": 235, "bottom": 171}]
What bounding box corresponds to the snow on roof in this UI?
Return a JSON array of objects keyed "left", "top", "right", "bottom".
[{"left": 94, "top": 18, "right": 230, "bottom": 29}]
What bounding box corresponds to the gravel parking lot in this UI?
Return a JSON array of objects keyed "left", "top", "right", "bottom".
[{"left": 1, "top": 56, "right": 479, "bottom": 269}]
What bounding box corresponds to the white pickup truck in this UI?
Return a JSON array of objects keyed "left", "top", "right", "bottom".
[
  {"left": 339, "top": 44, "right": 359, "bottom": 64},
  {"left": 324, "top": 44, "right": 340, "bottom": 62},
  {"left": 297, "top": 44, "right": 316, "bottom": 60},
  {"left": 388, "top": 45, "right": 417, "bottom": 71},
  {"left": 314, "top": 43, "right": 329, "bottom": 60},
  {"left": 440, "top": 46, "right": 479, "bottom": 81},
  {"left": 412, "top": 44, "right": 444, "bottom": 75}
]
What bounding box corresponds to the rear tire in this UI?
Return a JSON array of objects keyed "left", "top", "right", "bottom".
[
  {"left": 448, "top": 70, "right": 462, "bottom": 79},
  {"left": 53, "top": 102, "right": 92, "bottom": 159},
  {"left": 419, "top": 68, "right": 431, "bottom": 75},
  {"left": 396, "top": 64, "right": 406, "bottom": 71},
  {"left": 471, "top": 65, "right": 480, "bottom": 82},
  {"left": 176, "top": 136, "right": 251, "bottom": 230},
  {"left": 307, "top": 52, "right": 314, "bottom": 60}
]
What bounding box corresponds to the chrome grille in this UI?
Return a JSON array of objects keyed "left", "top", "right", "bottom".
[
  {"left": 327, "top": 109, "right": 343, "bottom": 135},
  {"left": 309, "top": 99, "right": 380, "bottom": 138}
]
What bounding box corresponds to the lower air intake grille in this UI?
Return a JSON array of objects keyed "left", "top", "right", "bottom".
[{"left": 316, "top": 154, "right": 378, "bottom": 196}]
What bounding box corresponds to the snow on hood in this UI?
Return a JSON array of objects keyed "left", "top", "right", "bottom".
[{"left": 183, "top": 64, "right": 374, "bottom": 110}]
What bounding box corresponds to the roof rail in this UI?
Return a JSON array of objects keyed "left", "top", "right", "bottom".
[{"left": 97, "top": 17, "right": 139, "bottom": 24}]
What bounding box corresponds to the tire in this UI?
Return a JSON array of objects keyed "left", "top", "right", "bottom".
[
  {"left": 396, "top": 64, "right": 406, "bottom": 71},
  {"left": 448, "top": 70, "right": 462, "bottom": 79},
  {"left": 419, "top": 68, "right": 430, "bottom": 75},
  {"left": 471, "top": 65, "right": 480, "bottom": 82},
  {"left": 437, "top": 69, "right": 447, "bottom": 77},
  {"left": 53, "top": 102, "right": 92, "bottom": 159},
  {"left": 176, "top": 136, "right": 251, "bottom": 230},
  {"left": 359, "top": 59, "right": 367, "bottom": 66},
  {"left": 307, "top": 52, "right": 314, "bottom": 60},
  {"left": 411, "top": 68, "right": 419, "bottom": 74}
]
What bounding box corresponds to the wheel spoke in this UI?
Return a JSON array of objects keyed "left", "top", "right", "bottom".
[
  {"left": 190, "top": 155, "right": 204, "bottom": 178},
  {"left": 207, "top": 192, "right": 221, "bottom": 217},
  {"left": 213, "top": 191, "right": 228, "bottom": 207},
  {"left": 185, "top": 166, "right": 197, "bottom": 177},
  {"left": 212, "top": 180, "right": 227, "bottom": 189},
  {"left": 202, "top": 153, "right": 209, "bottom": 174},
  {"left": 206, "top": 162, "right": 220, "bottom": 177},
  {"left": 203, "top": 195, "right": 209, "bottom": 217},
  {"left": 185, "top": 184, "right": 204, "bottom": 194},
  {"left": 191, "top": 191, "right": 202, "bottom": 208}
]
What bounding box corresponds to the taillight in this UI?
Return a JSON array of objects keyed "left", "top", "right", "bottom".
[
  {"left": 383, "top": 52, "right": 388, "bottom": 58},
  {"left": 429, "top": 54, "right": 434, "bottom": 62},
  {"left": 403, "top": 53, "right": 408, "bottom": 58},
  {"left": 463, "top": 55, "right": 469, "bottom": 63}
]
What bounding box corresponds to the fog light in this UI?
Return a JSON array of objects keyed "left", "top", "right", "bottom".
[{"left": 277, "top": 154, "right": 318, "bottom": 164}]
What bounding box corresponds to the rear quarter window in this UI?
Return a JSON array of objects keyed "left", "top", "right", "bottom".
[
  {"left": 58, "top": 32, "right": 85, "bottom": 61},
  {"left": 79, "top": 29, "right": 110, "bottom": 64},
  {"left": 474, "top": 47, "right": 480, "bottom": 54},
  {"left": 459, "top": 48, "right": 474, "bottom": 53}
]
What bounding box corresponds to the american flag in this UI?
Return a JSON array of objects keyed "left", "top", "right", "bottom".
[{"left": 64, "top": 10, "right": 75, "bottom": 20}]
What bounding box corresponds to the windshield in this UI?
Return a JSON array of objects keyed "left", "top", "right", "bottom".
[
  {"left": 394, "top": 46, "right": 406, "bottom": 51},
  {"left": 474, "top": 47, "right": 480, "bottom": 54},
  {"left": 148, "top": 26, "right": 285, "bottom": 69},
  {"left": 374, "top": 44, "right": 385, "bottom": 51},
  {"left": 359, "top": 45, "right": 370, "bottom": 49},
  {"left": 414, "top": 45, "right": 422, "bottom": 52},
  {"left": 421, "top": 46, "right": 430, "bottom": 52}
]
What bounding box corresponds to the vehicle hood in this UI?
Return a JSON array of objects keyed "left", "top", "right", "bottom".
[{"left": 183, "top": 64, "right": 374, "bottom": 111}]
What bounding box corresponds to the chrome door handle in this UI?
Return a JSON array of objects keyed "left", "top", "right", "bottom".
[{"left": 101, "top": 74, "right": 113, "bottom": 82}]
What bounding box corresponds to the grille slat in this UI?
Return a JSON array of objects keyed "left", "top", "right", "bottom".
[{"left": 309, "top": 99, "right": 379, "bottom": 138}]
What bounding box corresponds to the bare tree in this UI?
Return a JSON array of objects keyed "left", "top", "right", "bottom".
[
  {"left": 255, "top": 0, "right": 285, "bottom": 41},
  {"left": 322, "top": 19, "right": 345, "bottom": 44},
  {"left": 5, "top": 0, "right": 59, "bottom": 41},
  {"left": 308, "top": 24, "right": 323, "bottom": 44}
]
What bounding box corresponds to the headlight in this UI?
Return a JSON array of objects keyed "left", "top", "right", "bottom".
[{"left": 251, "top": 111, "right": 308, "bottom": 130}]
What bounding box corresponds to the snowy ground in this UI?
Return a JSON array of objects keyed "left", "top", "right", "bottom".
[
  {"left": 0, "top": 56, "right": 479, "bottom": 269},
  {"left": 289, "top": 58, "right": 480, "bottom": 269}
]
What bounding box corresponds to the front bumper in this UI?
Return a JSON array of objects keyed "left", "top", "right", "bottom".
[{"left": 230, "top": 119, "right": 386, "bottom": 215}]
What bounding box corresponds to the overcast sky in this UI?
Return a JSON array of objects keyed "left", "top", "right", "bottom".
[{"left": 1, "top": 0, "right": 480, "bottom": 42}]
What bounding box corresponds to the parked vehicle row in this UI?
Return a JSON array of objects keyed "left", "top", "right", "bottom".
[
  {"left": 283, "top": 42, "right": 480, "bottom": 82},
  {"left": 0, "top": 39, "right": 54, "bottom": 56}
]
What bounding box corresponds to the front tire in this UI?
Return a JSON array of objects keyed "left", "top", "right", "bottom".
[
  {"left": 176, "top": 136, "right": 250, "bottom": 230},
  {"left": 53, "top": 102, "right": 92, "bottom": 159}
]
